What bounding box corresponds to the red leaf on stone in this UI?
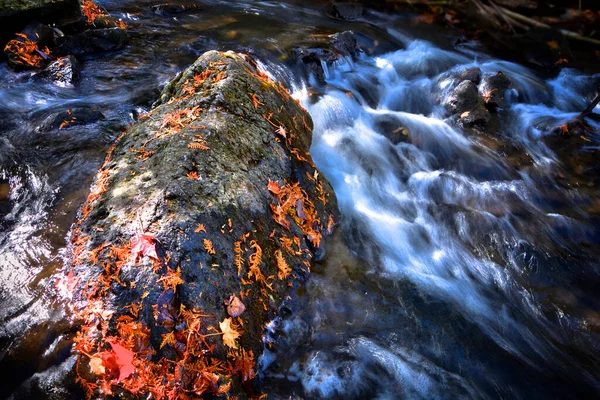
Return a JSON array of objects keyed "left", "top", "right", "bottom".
[
  {"left": 267, "top": 180, "right": 280, "bottom": 195},
  {"left": 130, "top": 233, "right": 158, "bottom": 262},
  {"left": 55, "top": 269, "right": 79, "bottom": 295},
  {"left": 108, "top": 341, "right": 135, "bottom": 382}
]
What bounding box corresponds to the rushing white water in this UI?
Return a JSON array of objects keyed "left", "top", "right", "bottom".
[{"left": 282, "top": 33, "right": 600, "bottom": 398}]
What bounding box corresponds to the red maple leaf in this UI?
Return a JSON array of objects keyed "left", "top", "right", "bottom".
[
  {"left": 130, "top": 233, "right": 159, "bottom": 262},
  {"left": 107, "top": 340, "right": 135, "bottom": 382},
  {"left": 55, "top": 269, "right": 80, "bottom": 296}
]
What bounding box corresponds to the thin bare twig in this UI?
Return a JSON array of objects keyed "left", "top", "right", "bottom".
[
  {"left": 489, "top": 0, "right": 516, "bottom": 33},
  {"left": 494, "top": 5, "right": 600, "bottom": 46},
  {"left": 577, "top": 92, "right": 600, "bottom": 121}
]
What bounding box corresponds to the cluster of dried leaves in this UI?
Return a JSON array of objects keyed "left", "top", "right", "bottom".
[
  {"left": 268, "top": 180, "right": 323, "bottom": 247},
  {"left": 3, "top": 33, "right": 51, "bottom": 68},
  {"left": 81, "top": 0, "right": 106, "bottom": 24},
  {"left": 61, "top": 130, "right": 255, "bottom": 398},
  {"left": 67, "top": 226, "right": 257, "bottom": 399},
  {"left": 81, "top": 0, "right": 127, "bottom": 28}
]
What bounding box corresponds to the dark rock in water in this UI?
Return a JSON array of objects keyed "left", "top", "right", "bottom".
[
  {"left": 329, "top": 31, "right": 358, "bottom": 60},
  {"left": 55, "top": 27, "right": 128, "bottom": 56},
  {"left": 89, "top": 15, "right": 126, "bottom": 29},
  {"left": 0, "top": 0, "right": 82, "bottom": 39},
  {"left": 479, "top": 71, "right": 511, "bottom": 110},
  {"left": 444, "top": 80, "right": 490, "bottom": 125},
  {"left": 33, "top": 106, "right": 105, "bottom": 133},
  {"left": 327, "top": 2, "right": 363, "bottom": 21},
  {"left": 66, "top": 51, "right": 339, "bottom": 398},
  {"left": 36, "top": 55, "right": 81, "bottom": 86},
  {"left": 21, "top": 21, "right": 55, "bottom": 49},
  {"left": 295, "top": 31, "right": 359, "bottom": 85},
  {"left": 373, "top": 114, "right": 410, "bottom": 145},
  {"left": 295, "top": 47, "right": 337, "bottom": 85},
  {"left": 151, "top": 3, "right": 201, "bottom": 15},
  {"left": 0, "top": 136, "right": 17, "bottom": 167}
]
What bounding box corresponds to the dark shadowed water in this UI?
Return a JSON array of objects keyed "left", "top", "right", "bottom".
[{"left": 1, "top": 1, "right": 599, "bottom": 398}]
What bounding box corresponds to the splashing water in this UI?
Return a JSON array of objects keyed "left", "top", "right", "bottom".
[{"left": 273, "top": 34, "right": 600, "bottom": 399}]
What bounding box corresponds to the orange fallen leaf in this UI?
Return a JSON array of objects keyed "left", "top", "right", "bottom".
[
  {"left": 55, "top": 269, "right": 79, "bottom": 295},
  {"left": 204, "top": 238, "right": 216, "bottom": 255},
  {"left": 267, "top": 180, "right": 280, "bottom": 195},
  {"left": 194, "top": 223, "right": 206, "bottom": 233}
]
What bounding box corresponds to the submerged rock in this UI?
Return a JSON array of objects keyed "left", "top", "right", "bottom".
[
  {"left": 32, "top": 106, "right": 104, "bottom": 133},
  {"left": 545, "top": 120, "right": 599, "bottom": 187},
  {"left": 373, "top": 114, "right": 410, "bottom": 145},
  {"left": 327, "top": 2, "right": 363, "bottom": 21},
  {"left": 444, "top": 80, "right": 490, "bottom": 125},
  {"left": 151, "top": 3, "right": 201, "bottom": 15},
  {"left": 55, "top": 27, "right": 128, "bottom": 55},
  {"left": 65, "top": 51, "right": 338, "bottom": 398}
]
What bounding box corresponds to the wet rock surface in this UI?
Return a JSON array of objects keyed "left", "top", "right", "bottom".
[
  {"left": 479, "top": 71, "right": 512, "bottom": 110},
  {"left": 32, "top": 106, "right": 105, "bottom": 133},
  {"left": 545, "top": 119, "right": 600, "bottom": 187},
  {"left": 65, "top": 50, "right": 338, "bottom": 398},
  {"left": 36, "top": 55, "right": 81, "bottom": 86},
  {"left": 444, "top": 80, "right": 491, "bottom": 125},
  {"left": 373, "top": 114, "right": 410, "bottom": 145}
]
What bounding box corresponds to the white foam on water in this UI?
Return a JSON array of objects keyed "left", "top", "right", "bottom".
[{"left": 295, "top": 31, "right": 600, "bottom": 397}]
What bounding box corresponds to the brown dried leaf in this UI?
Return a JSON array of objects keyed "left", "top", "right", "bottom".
[
  {"left": 226, "top": 295, "right": 246, "bottom": 317},
  {"left": 89, "top": 356, "right": 105, "bottom": 375}
]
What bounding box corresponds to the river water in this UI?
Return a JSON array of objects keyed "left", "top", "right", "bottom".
[{"left": 1, "top": 1, "right": 599, "bottom": 398}]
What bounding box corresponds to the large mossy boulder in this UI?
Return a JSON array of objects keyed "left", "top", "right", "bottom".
[{"left": 65, "top": 51, "right": 338, "bottom": 398}]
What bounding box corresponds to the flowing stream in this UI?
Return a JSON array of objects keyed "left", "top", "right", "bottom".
[{"left": 1, "top": 1, "right": 599, "bottom": 398}]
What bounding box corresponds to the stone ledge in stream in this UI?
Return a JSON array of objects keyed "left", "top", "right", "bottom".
[
  {"left": 294, "top": 30, "right": 359, "bottom": 85},
  {"left": 63, "top": 50, "right": 339, "bottom": 398}
]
